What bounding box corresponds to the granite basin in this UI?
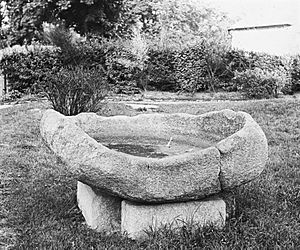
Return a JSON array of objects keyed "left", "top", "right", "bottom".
[{"left": 40, "top": 109, "right": 268, "bottom": 203}]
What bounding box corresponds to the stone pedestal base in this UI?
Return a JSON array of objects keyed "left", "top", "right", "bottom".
[
  {"left": 122, "top": 198, "right": 226, "bottom": 240},
  {"left": 77, "top": 181, "right": 121, "bottom": 232},
  {"left": 77, "top": 181, "right": 226, "bottom": 240}
]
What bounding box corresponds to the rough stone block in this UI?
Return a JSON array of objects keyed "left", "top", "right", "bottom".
[
  {"left": 121, "top": 197, "right": 226, "bottom": 240},
  {"left": 77, "top": 181, "right": 121, "bottom": 232}
]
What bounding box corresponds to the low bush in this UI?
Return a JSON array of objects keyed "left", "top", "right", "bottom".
[
  {"left": 233, "top": 68, "right": 282, "bottom": 99},
  {"left": 44, "top": 66, "right": 108, "bottom": 116},
  {"left": 224, "top": 50, "right": 292, "bottom": 94},
  {"left": 247, "top": 52, "right": 291, "bottom": 95}
]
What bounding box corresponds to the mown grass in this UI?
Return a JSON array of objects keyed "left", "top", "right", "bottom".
[{"left": 0, "top": 97, "right": 299, "bottom": 249}]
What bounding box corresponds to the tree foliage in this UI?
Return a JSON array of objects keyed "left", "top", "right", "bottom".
[
  {"left": 116, "top": 0, "right": 231, "bottom": 49},
  {"left": 3, "top": 0, "right": 122, "bottom": 45},
  {"left": 115, "top": 0, "right": 159, "bottom": 38},
  {"left": 2, "top": 0, "right": 231, "bottom": 47}
]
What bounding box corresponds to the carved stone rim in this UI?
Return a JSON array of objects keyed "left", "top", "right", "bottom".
[{"left": 40, "top": 109, "right": 268, "bottom": 203}]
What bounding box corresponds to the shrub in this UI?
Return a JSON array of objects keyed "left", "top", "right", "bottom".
[
  {"left": 44, "top": 66, "right": 108, "bottom": 116},
  {"left": 0, "top": 45, "right": 61, "bottom": 93},
  {"left": 173, "top": 44, "right": 208, "bottom": 93},
  {"left": 224, "top": 50, "right": 251, "bottom": 72},
  {"left": 233, "top": 68, "right": 282, "bottom": 99},
  {"left": 224, "top": 50, "right": 287, "bottom": 72},
  {"left": 224, "top": 50, "right": 291, "bottom": 93},
  {"left": 148, "top": 41, "right": 231, "bottom": 93},
  {"left": 249, "top": 52, "right": 287, "bottom": 72},
  {"left": 129, "top": 26, "right": 150, "bottom": 91},
  {"left": 0, "top": 29, "right": 111, "bottom": 95},
  {"left": 44, "top": 25, "right": 107, "bottom": 68},
  {"left": 44, "top": 27, "right": 139, "bottom": 94},
  {"left": 244, "top": 52, "right": 291, "bottom": 95},
  {"left": 147, "top": 48, "right": 177, "bottom": 91},
  {"left": 220, "top": 50, "right": 250, "bottom": 91},
  {"left": 199, "top": 38, "right": 231, "bottom": 92},
  {"left": 103, "top": 40, "right": 139, "bottom": 94},
  {"left": 105, "top": 39, "right": 226, "bottom": 94},
  {"left": 0, "top": 37, "right": 139, "bottom": 95},
  {"left": 103, "top": 27, "right": 150, "bottom": 93},
  {"left": 147, "top": 41, "right": 231, "bottom": 93},
  {"left": 291, "top": 55, "right": 300, "bottom": 92}
]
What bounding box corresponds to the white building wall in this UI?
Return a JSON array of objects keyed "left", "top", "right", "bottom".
[{"left": 230, "top": 26, "right": 299, "bottom": 55}]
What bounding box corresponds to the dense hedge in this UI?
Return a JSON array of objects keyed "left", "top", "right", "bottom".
[
  {"left": 0, "top": 39, "right": 298, "bottom": 99},
  {"left": 103, "top": 40, "right": 141, "bottom": 94},
  {"left": 224, "top": 50, "right": 288, "bottom": 72},
  {"left": 0, "top": 46, "right": 62, "bottom": 93},
  {"left": 291, "top": 55, "right": 300, "bottom": 92},
  {"left": 147, "top": 48, "right": 176, "bottom": 91},
  {"left": 223, "top": 50, "right": 293, "bottom": 95},
  {"left": 174, "top": 44, "right": 208, "bottom": 93},
  {"left": 233, "top": 68, "right": 280, "bottom": 99},
  {"left": 0, "top": 41, "right": 140, "bottom": 94},
  {"left": 147, "top": 44, "right": 209, "bottom": 92},
  {"left": 0, "top": 43, "right": 109, "bottom": 114},
  {"left": 148, "top": 47, "right": 294, "bottom": 95}
]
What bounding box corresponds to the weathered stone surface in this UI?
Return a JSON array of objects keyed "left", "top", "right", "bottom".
[
  {"left": 77, "top": 181, "right": 121, "bottom": 232},
  {"left": 40, "top": 109, "right": 268, "bottom": 203},
  {"left": 40, "top": 110, "right": 221, "bottom": 202},
  {"left": 216, "top": 111, "right": 268, "bottom": 189},
  {"left": 70, "top": 109, "right": 244, "bottom": 146},
  {"left": 121, "top": 197, "right": 226, "bottom": 240}
]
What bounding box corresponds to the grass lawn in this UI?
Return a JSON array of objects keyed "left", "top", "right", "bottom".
[{"left": 0, "top": 97, "right": 299, "bottom": 249}]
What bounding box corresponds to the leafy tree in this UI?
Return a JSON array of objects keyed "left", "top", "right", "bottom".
[
  {"left": 58, "top": 0, "right": 123, "bottom": 35},
  {"left": 116, "top": 0, "right": 231, "bottom": 47},
  {"left": 0, "top": 1, "right": 8, "bottom": 48},
  {"left": 115, "top": 0, "right": 159, "bottom": 38},
  {"left": 3, "top": 0, "right": 123, "bottom": 45},
  {"left": 155, "top": 0, "right": 231, "bottom": 49},
  {"left": 3, "top": 0, "right": 231, "bottom": 47}
]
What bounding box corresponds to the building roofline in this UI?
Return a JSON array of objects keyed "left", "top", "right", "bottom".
[{"left": 228, "top": 23, "right": 292, "bottom": 32}]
